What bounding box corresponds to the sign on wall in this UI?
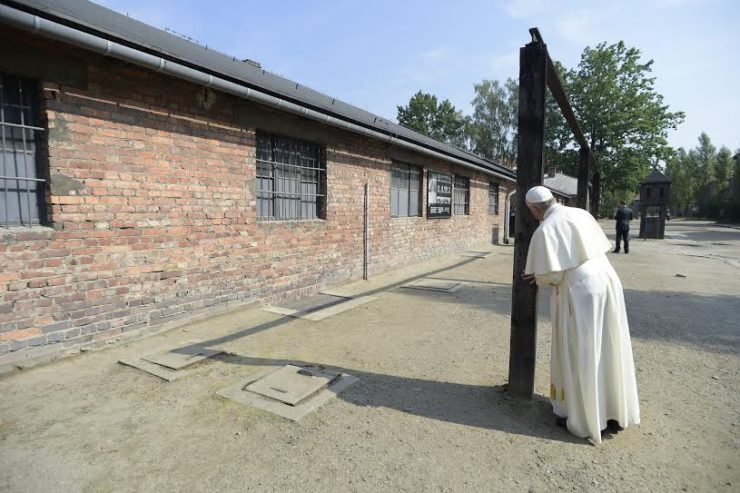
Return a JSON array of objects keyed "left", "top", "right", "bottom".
[{"left": 427, "top": 171, "right": 452, "bottom": 218}]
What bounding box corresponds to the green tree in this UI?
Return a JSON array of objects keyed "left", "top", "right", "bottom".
[
  {"left": 396, "top": 91, "right": 469, "bottom": 148},
  {"left": 548, "top": 42, "right": 684, "bottom": 210},
  {"left": 714, "top": 146, "right": 734, "bottom": 199},
  {"left": 694, "top": 132, "right": 717, "bottom": 215},
  {"left": 468, "top": 78, "right": 518, "bottom": 165},
  {"left": 544, "top": 61, "right": 578, "bottom": 176},
  {"left": 665, "top": 134, "right": 739, "bottom": 219},
  {"left": 695, "top": 133, "right": 716, "bottom": 173},
  {"left": 666, "top": 147, "right": 698, "bottom": 215},
  {"left": 729, "top": 148, "right": 740, "bottom": 221},
  {"left": 734, "top": 148, "right": 740, "bottom": 198}
]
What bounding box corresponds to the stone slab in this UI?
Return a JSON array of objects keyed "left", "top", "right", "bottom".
[
  {"left": 264, "top": 295, "right": 377, "bottom": 321},
  {"left": 141, "top": 345, "right": 223, "bottom": 370},
  {"left": 460, "top": 251, "right": 493, "bottom": 258},
  {"left": 401, "top": 278, "right": 462, "bottom": 293},
  {"left": 245, "top": 364, "right": 334, "bottom": 406},
  {"left": 281, "top": 294, "right": 349, "bottom": 312},
  {"left": 217, "top": 367, "right": 359, "bottom": 421},
  {"left": 118, "top": 357, "right": 195, "bottom": 382}
]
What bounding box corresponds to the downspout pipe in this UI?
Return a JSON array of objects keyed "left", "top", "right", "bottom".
[
  {"left": 0, "top": 4, "right": 514, "bottom": 183},
  {"left": 503, "top": 188, "right": 517, "bottom": 244}
]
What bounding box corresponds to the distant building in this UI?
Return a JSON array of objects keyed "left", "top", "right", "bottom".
[
  {"left": 505, "top": 168, "right": 578, "bottom": 240},
  {"left": 638, "top": 169, "right": 671, "bottom": 239},
  {"left": 543, "top": 168, "right": 578, "bottom": 206}
]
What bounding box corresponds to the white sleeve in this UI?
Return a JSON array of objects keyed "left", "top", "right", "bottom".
[
  {"left": 536, "top": 271, "right": 564, "bottom": 287},
  {"left": 524, "top": 227, "right": 543, "bottom": 275}
]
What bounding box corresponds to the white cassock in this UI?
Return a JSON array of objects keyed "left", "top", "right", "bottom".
[{"left": 524, "top": 204, "right": 640, "bottom": 444}]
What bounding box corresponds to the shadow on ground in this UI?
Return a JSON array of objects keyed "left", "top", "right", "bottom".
[
  {"left": 162, "top": 251, "right": 734, "bottom": 443},
  {"left": 623, "top": 290, "right": 740, "bottom": 353},
  {"left": 211, "top": 352, "right": 591, "bottom": 445},
  {"left": 672, "top": 229, "right": 740, "bottom": 243},
  {"left": 396, "top": 282, "right": 739, "bottom": 354},
  {"left": 158, "top": 257, "right": 585, "bottom": 442}
]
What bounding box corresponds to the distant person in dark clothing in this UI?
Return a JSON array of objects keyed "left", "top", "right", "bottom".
[{"left": 613, "top": 201, "right": 633, "bottom": 253}]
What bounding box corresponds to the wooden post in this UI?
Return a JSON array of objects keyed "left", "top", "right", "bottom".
[
  {"left": 577, "top": 146, "right": 589, "bottom": 211},
  {"left": 508, "top": 39, "right": 547, "bottom": 399},
  {"left": 590, "top": 171, "right": 601, "bottom": 218},
  {"left": 363, "top": 182, "right": 369, "bottom": 280}
]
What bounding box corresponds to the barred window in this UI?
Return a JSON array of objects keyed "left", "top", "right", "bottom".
[
  {"left": 256, "top": 131, "right": 325, "bottom": 221},
  {"left": 453, "top": 174, "right": 469, "bottom": 215},
  {"left": 488, "top": 182, "right": 500, "bottom": 214},
  {"left": 1, "top": 74, "right": 45, "bottom": 227},
  {"left": 390, "top": 162, "right": 421, "bottom": 217}
]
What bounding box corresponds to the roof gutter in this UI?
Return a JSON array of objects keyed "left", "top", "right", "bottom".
[{"left": 0, "top": 3, "right": 514, "bottom": 182}]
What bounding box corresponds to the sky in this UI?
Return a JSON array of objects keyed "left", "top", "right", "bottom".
[{"left": 95, "top": 0, "right": 740, "bottom": 153}]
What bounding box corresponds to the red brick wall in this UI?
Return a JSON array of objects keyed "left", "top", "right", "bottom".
[{"left": 0, "top": 37, "right": 511, "bottom": 370}]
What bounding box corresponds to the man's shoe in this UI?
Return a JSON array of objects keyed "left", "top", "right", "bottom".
[
  {"left": 606, "top": 419, "right": 623, "bottom": 432},
  {"left": 612, "top": 250, "right": 620, "bottom": 253}
]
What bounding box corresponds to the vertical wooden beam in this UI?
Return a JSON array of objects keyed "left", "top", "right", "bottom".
[
  {"left": 577, "top": 146, "right": 589, "bottom": 211},
  {"left": 590, "top": 171, "right": 601, "bottom": 218},
  {"left": 508, "top": 40, "right": 547, "bottom": 399},
  {"left": 363, "top": 182, "right": 369, "bottom": 280}
]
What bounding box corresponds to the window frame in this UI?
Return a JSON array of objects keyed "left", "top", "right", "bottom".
[
  {"left": 488, "top": 182, "right": 500, "bottom": 215},
  {"left": 1, "top": 73, "right": 46, "bottom": 227},
  {"left": 390, "top": 161, "right": 422, "bottom": 218},
  {"left": 453, "top": 174, "right": 470, "bottom": 216},
  {"left": 255, "top": 130, "right": 326, "bottom": 221}
]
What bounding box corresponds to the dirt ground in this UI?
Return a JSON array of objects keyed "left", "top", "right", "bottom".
[{"left": 0, "top": 219, "right": 738, "bottom": 492}]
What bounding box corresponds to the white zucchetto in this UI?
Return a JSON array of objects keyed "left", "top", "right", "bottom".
[{"left": 525, "top": 186, "right": 554, "bottom": 204}]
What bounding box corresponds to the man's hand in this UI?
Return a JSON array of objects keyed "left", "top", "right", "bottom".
[{"left": 522, "top": 273, "right": 536, "bottom": 284}]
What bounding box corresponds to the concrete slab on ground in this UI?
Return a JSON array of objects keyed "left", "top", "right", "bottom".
[
  {"left": 264, "top": 295, "right": 377, "bottom": 321},
  {"left": 118, "top": 342, "right": 224, "bottom": 381},
  {"left": 142, "top": 346, "right": 224, "bottom": 371},
  {"left": 401, "top": 278, "right": 462, "bottom": 293},
  {"left": 280, "top": 294, "right": 349, "bottom": 312},
  {"left": 460, "top": 250, "right": 494, "bottom": 258},
  {"left": 217, "top": 366, "right": 359, "bottom": 421},
  {"left": 245, "top": 364, "right": 334, "bottom": 405},
  {"left": 118, "top": 357, "right": 196, "bottom": 382}
]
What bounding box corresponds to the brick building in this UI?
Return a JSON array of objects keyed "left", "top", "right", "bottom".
[{"left": 0, "top": 0, "right": 515, "bottom": 371}]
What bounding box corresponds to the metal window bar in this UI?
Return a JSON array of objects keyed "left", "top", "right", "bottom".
[
  {"left": 390, "top": 162, "right": 421, "bottom": 217},
  {"left": 409, "top": 166, "right": 421, "bottom": 216},
  {"left": 454, "top": 175, "right": 470, "bottom": 215},
  {"left": 390, "top": 164, "right": 407, "bottom": 217},
  {"left": 1, "top": 73, "right": 44, "bottom": 227},
  {"left": 256, "top": 132, "right": 325, "bottom": 221},
  {"left": 489, "top": 183, "right": 500, "bottom": 214}
]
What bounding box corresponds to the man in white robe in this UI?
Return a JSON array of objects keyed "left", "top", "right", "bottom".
[{"left": 522, "top": 186, "right": 640, "bottom": 444}]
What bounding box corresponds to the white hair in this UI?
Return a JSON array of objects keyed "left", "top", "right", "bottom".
[{"left": 528, "top": 198, "right": 556, "bottom": 214}]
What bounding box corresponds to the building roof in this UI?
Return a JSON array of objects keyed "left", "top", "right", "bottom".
[
  {"left": 642, "top": 168, "right": 671, "bottom": 184},
  {"left": 544, "top": 172, "right": 578, "bottom": 198},
  {"left": 6, "top": 0, "right": 515, "bottom": 181}
]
